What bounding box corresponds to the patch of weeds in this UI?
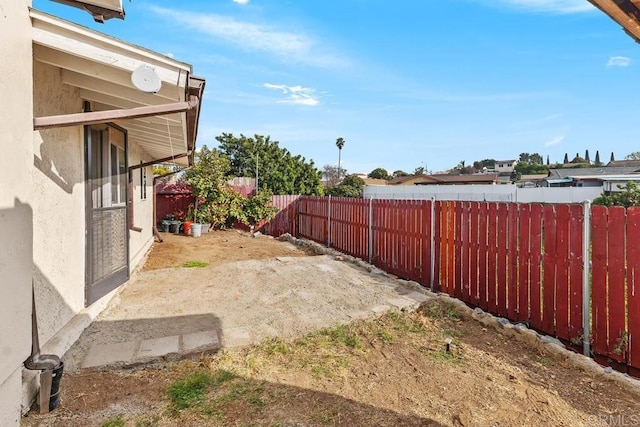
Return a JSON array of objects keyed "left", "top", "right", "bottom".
[
  {"left": 101, "top": 415, "right": 125, "bottom": 427},
  {"left": 613, "top": 330, "right": 629, "bottom": 356},
  {"left": 213, "top": 369, "right": 236, "bottom": 386},
  {"left": 532, "top": 354, "right": 553, "bottom": 367},
  {"left": 167, "top": 369, "right": 213, "bottom": 412},
  {"left": 135, "top": 415, "right": 159, "bottom": 427},
  {"left": 259, "top": 337, "right": 291, "bottom": 355},
  {"left": 376, "top": 330, "right": 395, "bottom": 345},
  {"left": 183, "top": 260, "right": 209, "bottom": 268},
  {"left": 426, "top": 349, "right": 463, "bottom": 364},
  {"left": 216, "top": 381, "right": 267, "bottom": 409},
  {"left": 312, "top": 365, "right": 332, "bottom": 378},
  {"left": 423, "top": 301, "right": 459, "bottom": 321},
  {"left": 321, "top": 324, "right": 362, "bottom": 349}
]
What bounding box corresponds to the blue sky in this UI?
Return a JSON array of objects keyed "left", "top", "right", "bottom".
[{"left": 33, "top": 0, "right": 640, "bottom": 174}]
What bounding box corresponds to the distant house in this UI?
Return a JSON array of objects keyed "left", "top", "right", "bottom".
[
  {"left": 606, "top": 160, "right": 640, "bottom": 168},
  {"left": 389, "top": 174, "right": 499, "bottom": 186},
  {"left": 494, "top": 160, "right": 518, "bottom": 174},
  {"left": 545, "top": 167, "right": 640, "bottom": 188}
]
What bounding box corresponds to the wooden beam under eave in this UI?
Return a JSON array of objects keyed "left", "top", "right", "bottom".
[
  {"left": 34, "top": 99, "right": 197, "bottom": 130},
  {"left": 589, "top": 0, "right": 640, "bottom": 42}
]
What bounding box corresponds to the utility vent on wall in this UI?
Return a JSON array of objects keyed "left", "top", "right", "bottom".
[{"left": 51, "top": 0, "right": 125, "bottom": 23}]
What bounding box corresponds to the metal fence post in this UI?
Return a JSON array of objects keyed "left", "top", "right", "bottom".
[
  {"left": 582, "top": 199, "right": 592, "bottom": 357},
  {"left": 368, "top": 197, "right": 373, "bottom": 264},
  {"left": 327, "top": 195, "right": 332, "bottom": 248},
  {"left": 430, "top": 197, "right": 436, "bottom": 292}
]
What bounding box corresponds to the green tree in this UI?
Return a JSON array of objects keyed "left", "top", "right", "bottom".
[
  {"left": 473, "top": 159, "right": 497, "bottom": 171},
  {"left": 327, "top": 174, "right": 365, "bottom": 198},
  {"left": 368, "top": 167, "right": 390, "bottom": 180},
  {"left": 216, "top": 133, "right": 323, "bottom": 195},
  {"left": 593, "top": 181, "right": 640, "bottom": 208},
  {"left": 413, "top": 166, "right": 425, "bottom": 175},
  {"left": 519, "top": 152, "right": 543, "bottom": 164},
  {"left": 392, "top": 170, "right": 409, "bottom": 178}
]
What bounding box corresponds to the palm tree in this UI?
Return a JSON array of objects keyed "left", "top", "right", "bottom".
[{"left": 336, "top": 137, "right": 345, "bottom": 179}]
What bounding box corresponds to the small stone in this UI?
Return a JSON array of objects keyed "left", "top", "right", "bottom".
[
  {"left": 604, "top": 366, "right": 613, "bottom": 374},
  {"left": 496, "top": 317, "right": 510, "bottom": 326},
  {"left": 474, "top": 307, "right": 484, "bottom": 314}
]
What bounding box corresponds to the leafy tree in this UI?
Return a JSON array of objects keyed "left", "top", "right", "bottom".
[
  {"left": 595, "top": 150, "right": 602, "bottom": 166},
  {"left": 593, "top": 181, "right": 640, "bottom": 208},
  {"left": 413, "top": 166, "right": 425, "bottom": 175},
  {"left": 563, "top": 153, "right": 569, "bottom": 164},
  {"left": 216, "top": 133, "right": 323, "bottom": 195},
  {"left": 514, "top": 162, "right": 548, "bottom": 176},
  {"left": 322, "top": 164, "right": 343, "bottom": 188},
  {"left": 185, "top": 145, "right": 230, "bottom": 203},
  {"left": 368, "top": 167, "right": 390, "bottom": 180},
  {"left": 473, "top": 159, "right": 496, "bottom": 170},
  {"left": 240, "top": 192, "right": 278, "bottom": 228},
  {"left": 625, "top": 152, "right": 640, "bottom": 160},
  {"left": 392, "top": 170, "right": 409, "bottom": 178},
  {"left": 327, "top": 174, "right": 365, "bottom": 198},
  {"left": 152, "top": 164, "right": 178, "bottom": 176},
  {"left": 519, "top": 152, "right": 542, "bottom": 164}
]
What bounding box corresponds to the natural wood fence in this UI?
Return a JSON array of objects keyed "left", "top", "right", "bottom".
[{"left": 263, "top": 195, "right": 640, "bottom": 378}]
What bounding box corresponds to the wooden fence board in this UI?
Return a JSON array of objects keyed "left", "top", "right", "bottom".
[
  {"left": 608, "top": 207, "right": 627, "bottom": 363},
  {"left": 530, "top": 204, "right": 544, "bottom": 332},
  {"left": 421, "top": 200, "right": 432, "bottom": 288},
  {"left": 507, "top": 204, "right": 519, "bottom": 319},
  {"left": 591, "top": 206, "right": 609, "bottom": 360},
  {"left": 487, "top": 203, "right": 498, "bottom": 313},
  {"left": 478, "top": 203, "right": 489, "bottom": 310},
  {"left": 497, "top": 203, "right": 508, "bottom": 317},
  {"left": 470, "top": 202, "right": 480, "bottom": 306},
  {"left": 627, "top": 208, "right": 640, "bottom": 376},
  {"left": 568, "top": 204, "right": 584, "bottom": 347},
  {"left": 535, "top": 205, "right": 558, "bottom": 335},
  {"left": 454, "top": 202, "right": 463, "bottom": 299},
  {"left": 555, "top": 204, "right": 571, "bottom": 341},
  {"left": 461, "top": 202, "right": 471, "bottom": 304},
  {"left": 518, "top": 204, "right": 530, "bottom": 322},
  {"left": 434, "top": 202, "right": 442, "bottom": 292}
]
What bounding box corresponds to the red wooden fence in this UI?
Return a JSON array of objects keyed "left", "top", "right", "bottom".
[{"left": 262, "top": 196, "right": 640, "bottom": 378}]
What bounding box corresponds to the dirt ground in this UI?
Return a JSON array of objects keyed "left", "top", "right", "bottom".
[{"left": 21, "top": 230, "right": 640, "bottom": 427}]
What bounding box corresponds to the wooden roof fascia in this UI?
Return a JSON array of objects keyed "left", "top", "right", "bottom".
[{"left": 588, "top": 0, "right": 640, "bottom": 42}]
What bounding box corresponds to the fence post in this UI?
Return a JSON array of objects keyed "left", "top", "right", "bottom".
[
  {"left": 582, "top": 199, "right": 592, "bottom": 357},
  {"left": 327, "top": 195, "right": 332, "bottom": 248},
  {"left": 368, "top": 197, "right": 373, "bottom": 264},
  {"left": 430, "top": 197, "right": 436, "bottom": 292}
]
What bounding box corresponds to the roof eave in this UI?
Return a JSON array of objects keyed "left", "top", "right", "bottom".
[{"left": 588, "top": 0, "right": 640, "bottom": 43}]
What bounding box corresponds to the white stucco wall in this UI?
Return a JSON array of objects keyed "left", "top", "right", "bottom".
[
  {"left": 32, "top": 61, "right": 86, "bottom": 345},
  {"left": 0, "top": 1, "right": 34, "bottom": 424},
  {"left": 128, "top": 143, "right": 155, "bottom": 270}
]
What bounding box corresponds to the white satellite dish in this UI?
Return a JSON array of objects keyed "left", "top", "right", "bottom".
[{"left": 131, "top": 65, "right": 162, "bottom": 94}]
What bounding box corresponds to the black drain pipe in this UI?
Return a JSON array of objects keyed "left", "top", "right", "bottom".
[{"left": 24, "top": 283, "right": 63, "bottom": 414}]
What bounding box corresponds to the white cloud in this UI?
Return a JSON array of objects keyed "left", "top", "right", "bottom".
[
  {"left": 544, "top": 135, "right": 565, "bottom": 147},
  {"left": 264, "top": 83, "right": 319, "bottom": 106},
  {"left": 233, "top": 0, "right": 249, "bottom": 4},
  {"left": 477, "top": 0, "right": 594, "bottom": 14},
  {"left": 607, "top": 56, "right": 632, "bottom": 67},
  {"left": 148, "top": 6, "right": 346, "bottom": 68}
]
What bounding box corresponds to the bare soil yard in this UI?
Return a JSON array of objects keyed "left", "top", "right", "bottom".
[{"left": 22, "top": 230, "right": 640, "bottom": 427}]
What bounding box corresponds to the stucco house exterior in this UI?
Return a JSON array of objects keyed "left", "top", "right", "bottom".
[{"left": 0, "top": 1, "right": 205, "bottom": 423}]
